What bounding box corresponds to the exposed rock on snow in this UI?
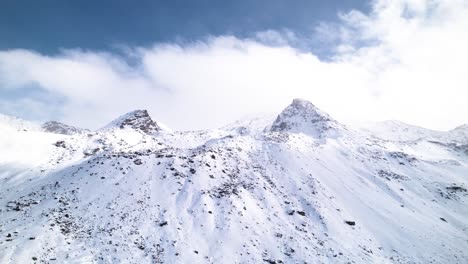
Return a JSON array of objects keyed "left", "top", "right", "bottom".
[{"left": 105, "top": 109, "right": 161, "bottom": 134}]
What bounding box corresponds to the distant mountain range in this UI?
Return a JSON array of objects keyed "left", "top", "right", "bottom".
[{"left": 1, "top": 99, "right": 467, "bottom": 263}]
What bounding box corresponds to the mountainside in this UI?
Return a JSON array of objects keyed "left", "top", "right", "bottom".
[{"left": 1, "top": 99, "right": 468, "bottom": 264}]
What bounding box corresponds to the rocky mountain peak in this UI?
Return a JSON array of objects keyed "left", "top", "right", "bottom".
[
  {"left": 41, "top": 121, "right": 86, "bottom": 135},
  {"left": 107, "top": 110, "right": 161, "bottom": 134},
  {"left": 270, "top": 98, "right": 342, "bottom": 137}
]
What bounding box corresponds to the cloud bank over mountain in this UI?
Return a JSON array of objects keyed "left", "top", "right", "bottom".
[{"left": 1, "top": 0, "right": 467, "bottom": 130}]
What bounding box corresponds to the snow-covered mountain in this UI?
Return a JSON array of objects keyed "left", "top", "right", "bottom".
[{"left": 1, "top": 99, "right": 467, "bottom": 264}]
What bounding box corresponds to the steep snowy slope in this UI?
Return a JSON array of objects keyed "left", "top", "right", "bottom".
[{"left": 1, "top": 100, "right": 468, "bottom": 264}]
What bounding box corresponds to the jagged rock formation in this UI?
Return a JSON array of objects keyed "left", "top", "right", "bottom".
[
  {"left": 270, "top": 99, "right": 344, "bottom": 137},
  {"left": 105, "top": 109, "right": 161, "bottom": 134}
]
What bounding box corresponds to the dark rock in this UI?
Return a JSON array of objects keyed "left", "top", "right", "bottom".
[
  {"left": 297, "top": 211, "right": 306, "bottom": 216},
  {"left": 345, "top": 221, "right": 356, "bottom": 226},
  {"left": 446, "top": 186, "right": 467, "bottom": 192},
  {"left": 284, "top": 247, "right": 295, "bottom": 256},
  {"left": 389, "top": 151, "right": 417, "bottom": 164},
  {"left": 84, "top": 148, "right": 100, "bottom": 157},
  {"left": 378, "top": 170, "right": 408, "bottom": 181},
  {"left": 53, "top": 140, "right": 66, "bottom": 148}
]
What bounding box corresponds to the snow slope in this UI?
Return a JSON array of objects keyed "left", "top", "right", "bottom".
[{"left": 1, "top": 100, "right": 467, "bottom": 264}]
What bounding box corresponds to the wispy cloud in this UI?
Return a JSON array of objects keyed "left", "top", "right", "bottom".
[{"left": 0, "top": 0, "right": 467, "bottom": 131}]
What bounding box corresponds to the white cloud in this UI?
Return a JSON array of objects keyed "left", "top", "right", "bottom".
[{"left": 0, "top": 0, "right": 467, "bottom": 131}]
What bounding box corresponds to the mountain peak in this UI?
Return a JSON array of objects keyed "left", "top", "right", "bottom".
[
  {"left": 290, "top": 98, "right": 332, "bottom": 119},
  {"left": 42, "top": 121, "right": 86, "bottom": 135},
  {"left": 270, "top": 98, "right": 342, "bottom": 137},
  {"left": 291, "top": 98, "right": 317, "bottom": 107},
  {"left": 106, "top": 110, "right": 161, "bottom": 134}
]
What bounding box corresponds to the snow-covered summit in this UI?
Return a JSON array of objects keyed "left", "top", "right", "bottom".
[
  {"left": 360, "top": 120, "right": 444, "bottom": 142},
  {"left": 41, "top": 121, "right": 87, "bottom": 135},
  {"left": 104, "top": 109, "right": 161, "bottom": 134},
  {"left": 270, "top": 98, "right": 343, "bottom": 137}
]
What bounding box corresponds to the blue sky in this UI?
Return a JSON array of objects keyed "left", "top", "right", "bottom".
[
  {"left": 1, "top": 0, "right": 468, "bottom": 131},
  {"left": 0, "top": 0, "right": 368, "bottom": 55}
]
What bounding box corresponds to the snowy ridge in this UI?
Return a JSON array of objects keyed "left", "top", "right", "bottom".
[
  {"left": 1, "top": 99, "right": 468, "bottom": 264},
  {"left": 0, "top": 113, "right": 41, "bottom": 132},
  {"left": 221, "top": 114, "right": 276, "bottom": 136},
  {"left": 360, "top": 120, "right": 468, "bottom": 144},
  {"left": 358, "top": 120, "right": 445, "bottom": 142}
]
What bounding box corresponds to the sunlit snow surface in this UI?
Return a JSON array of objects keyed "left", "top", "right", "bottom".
[{"left": 1, "top": 101, "right": 468, "bottom": 264}]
